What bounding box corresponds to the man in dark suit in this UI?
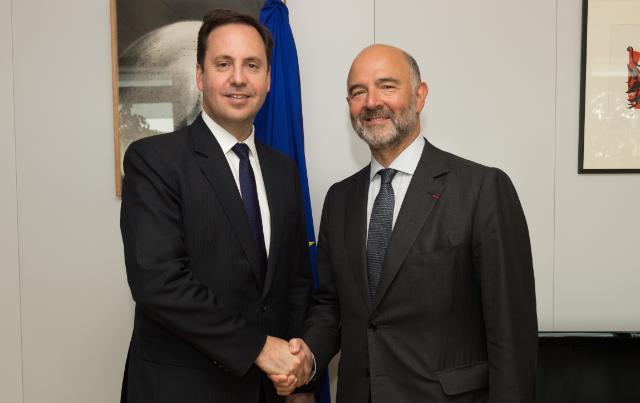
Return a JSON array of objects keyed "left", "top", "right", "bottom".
[
  {"left": 284, "top": 44, "right": 538, "bottom": 402},
  {"left": 120, "top": 9, "right": 314, "bottom": 403}
]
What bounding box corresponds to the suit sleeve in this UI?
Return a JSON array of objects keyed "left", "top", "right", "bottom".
[
  {"left": 471, "top": 168, "right": 538, "bottom": 402},
  {"left": 285, "top": 164, "right": 313, "bottom": 339},
  {"left": 302, "top": 186, "right": 342, "bottom": 374},
  {"left": 120, "top": 142, "right": 266, "bottom": 378},
  {"left": 284, "top": 165, "right": 316, "bottom": 395}
]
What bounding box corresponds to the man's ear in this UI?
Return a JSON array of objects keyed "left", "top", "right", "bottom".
[
  {"left": 415, "top": 82, "right": 428, "bottom": 113},
  {"left": 196, "top": 64, "right": 204, "bottom": 91},
  {"left": 266, "top": 65, "right": 271, "bottom": 93}
]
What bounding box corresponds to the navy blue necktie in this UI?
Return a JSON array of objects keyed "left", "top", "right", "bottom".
[
  {"left": 367, "top": 168, "right": 397, "bottom": 302},
  {"left": 232, "top": 143, "right": 267, "bottom": 279}
]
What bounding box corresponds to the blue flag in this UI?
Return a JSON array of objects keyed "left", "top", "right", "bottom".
[{"left": 255, "top": 1, "right": 331, "bottom": 402}]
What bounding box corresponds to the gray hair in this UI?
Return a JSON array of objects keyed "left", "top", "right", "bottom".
[{"left": 403, "top": 51, "right": 421, "bottom": 88}]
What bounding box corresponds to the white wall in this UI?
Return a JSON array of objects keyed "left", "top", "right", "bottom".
[
  {"left": 555, "top": 0, "right": 640, "bottom": 330},
  {"left": 10, "top": 0, "right": 132, "bottom": 402},
  {"left": 0, "top": 0, "right": 23, "bottom": 401},
  {"left": 288, "top": 0, "right": 374, "bottom": 224},
  {"left": 374, "top": 0, "right": 558, "bottom": 330},
  {"left": 1, "top": 0, "right": 639, "bottom": 402}
]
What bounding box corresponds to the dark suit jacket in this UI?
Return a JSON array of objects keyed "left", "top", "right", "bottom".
[
  {"left": 304, "top": 140, "right": 537, "bottom": 402},
  {"left": 119, "top": 115, "right": 312, "bottom": 403}
]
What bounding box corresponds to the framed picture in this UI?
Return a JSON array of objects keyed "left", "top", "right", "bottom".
[
  {"left": 579, "top": 0, "right": 640, "bottom": 173},
  {"left": 110, "top": 0, "right": 265, "bottom": 195}
]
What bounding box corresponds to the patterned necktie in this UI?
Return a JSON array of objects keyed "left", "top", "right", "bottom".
[
  {"left": 366, "top": 168, "right": 397, "bottom": 302},
  {"left": 232, "top": 143, "right": 267, "bottom": 280}
]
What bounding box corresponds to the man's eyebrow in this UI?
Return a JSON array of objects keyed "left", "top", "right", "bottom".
[
  {"left": 244, "top": 56, "right": 264, "bottom": 64},
  {"left": 375, "top": 77, "right": 401, "bottom": 85},
  {"left": 348, "top": 83, "right": 366, "bottom": 94},
  {"left": 348, "top": 77, "right": 402, "bottom": 93}
]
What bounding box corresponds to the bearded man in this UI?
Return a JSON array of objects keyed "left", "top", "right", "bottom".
[{"left": 279, "top": 44, "right": 538, "bottom": 402}]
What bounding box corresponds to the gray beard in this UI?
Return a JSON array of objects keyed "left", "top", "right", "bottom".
[{"left": 352, "top": 104, "right": 418, "bottom": 150}]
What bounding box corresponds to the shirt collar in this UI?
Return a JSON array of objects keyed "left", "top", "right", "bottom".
[
  {"left": 201, "top": 110, "right": 258, "bottom": 157},
  {"left": 369, "top": 135, "right": 426, "bottom": 182}
]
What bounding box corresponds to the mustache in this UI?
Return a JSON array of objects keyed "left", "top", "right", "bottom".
[{"left": 359, "top": 108, "right": 393, "bottom": 121}]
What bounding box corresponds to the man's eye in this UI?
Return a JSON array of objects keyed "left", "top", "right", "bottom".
[
  {"left": 350, "top": 91, "right": 365, "bottom": 98},
  {"left": 247, "top": 63, "right": 259, "bottom": 69},
  {"left": 216, "top": 62, "right": 230, "bottom": 69}
]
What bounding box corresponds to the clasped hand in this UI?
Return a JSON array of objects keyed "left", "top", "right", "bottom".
[{"left": 255, "top": 336, "right": 314, "bottom": 396}]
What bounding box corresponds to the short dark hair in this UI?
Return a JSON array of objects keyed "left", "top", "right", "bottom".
[{"left": 197, "top": 9, "right": 274, "bottom": 68}]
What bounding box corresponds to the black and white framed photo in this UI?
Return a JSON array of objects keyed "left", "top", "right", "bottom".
[{"left": 110, "top": 0, "right": 264, "bottom": 195}]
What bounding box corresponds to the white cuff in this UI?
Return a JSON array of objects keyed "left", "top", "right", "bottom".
[{"left": 306, "top": 353, "right": 316, "bottom": 384}]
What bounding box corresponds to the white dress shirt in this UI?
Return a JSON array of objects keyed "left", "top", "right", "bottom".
[
  {"left": 201, "top": 111, "right": 271, "bottom": 256},
  {"left": 203, "top": 111, "right": 316, "bottom": 382},
  {"left": 366, "top": 136, "right": 426, "bottom": 236}
]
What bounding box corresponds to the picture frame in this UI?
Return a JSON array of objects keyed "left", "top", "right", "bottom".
[
  {"left": 579, "top": 0, "right": 640, "bottom": 173},
  {"left": 110, "top": 0, "right": 265, "bottom": 196}
]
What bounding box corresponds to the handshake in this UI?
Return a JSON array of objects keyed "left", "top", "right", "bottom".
[{"left": 254, "top": 335, "right": 315, "bottom": 396}]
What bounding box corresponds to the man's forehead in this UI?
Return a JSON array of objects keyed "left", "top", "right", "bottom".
[
  {"left": 205, "top": 24, "right": 267, "bottom": 58},
  {"left": 348, "top": 58, "right": 408, "bottom": 84},
  {"left": 207, "top": 23, "right": 263, "bottom": 46}
]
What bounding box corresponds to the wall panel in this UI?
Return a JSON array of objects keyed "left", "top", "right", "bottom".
[
  {"left": 555, "top": 0, "right": 640, "bottom": 330},
  {"left": 375, "top": 0, "right": 557, "bottom": 329},
  {"left": 0, "top": 0, "right": 23, "bottom": 401},
  {"left": 289, "top": 0, "right": 375, "bottom": 232},
  {"left": 12, "top": 1, "right": 132, "bottom": 402}
]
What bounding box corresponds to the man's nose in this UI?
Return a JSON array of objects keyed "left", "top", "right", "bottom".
[
  {"left": 364, "top": 90, "right": 382, "bottom": 109},
  {"left": 230, "top": 66, "right": 247, "bottom": 86}
]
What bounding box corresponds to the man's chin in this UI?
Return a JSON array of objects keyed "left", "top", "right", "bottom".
[
  {"left": 358, "top": 134, "right": 397, "bottom": 150},
  {"left": 223, "top": 109, "right": 259, "bottom": 123}
]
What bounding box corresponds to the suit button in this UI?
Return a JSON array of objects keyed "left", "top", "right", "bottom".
[
  {"left": 364, "top": 368, "right": 370, "bottom": 378},
  {"left": 260, "top": 304, "right": 268, "bottom": 312},
  {"left": 368, "top": 322, "right": 377, "bottom": 332}
]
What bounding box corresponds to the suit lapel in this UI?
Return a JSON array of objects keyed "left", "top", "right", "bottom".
[
  {"left": 190, "top": 115, "right": 264, "bottom": 286},
  {"left": 257, "top": 143, "right": 283, "bottom": 298},
  {"left": 372, "top": 141, "right": 449, "bottom": 310},
  {"left": 345, "top": 166, "right": 373, "bottom": 312}
]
